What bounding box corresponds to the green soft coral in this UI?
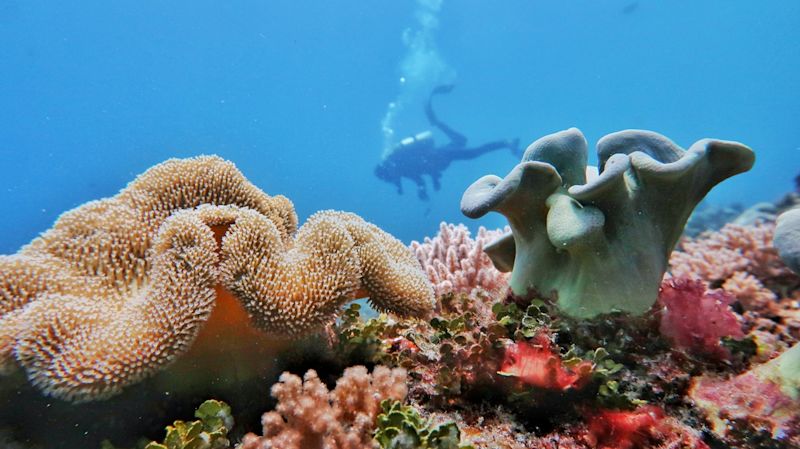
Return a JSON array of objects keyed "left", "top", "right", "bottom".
[
  {"left": 374, "top": 400, "right": 473, "bottom": 449},
  {"left": 101, "top": 400, "right": 233, "bottom": 449},
  {"left": 461, "top": 128, "right": 754, "bottom": 317}
]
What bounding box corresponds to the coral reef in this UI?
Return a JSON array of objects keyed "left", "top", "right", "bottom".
[
  {"left": 0, "top": 156, "right": 432, "bottom": 402},
  {"left": 461, "top": 128, "right": 754, "bottom": 317},
  {"left": 670, "top": 223, "right": 789, "bottom": 287},
  {"left": 410, "top": 223, "right": 509, "bottom": 298},
  {"left": 775, "top": 208, "right": 800, "bottom": 275},
  {"left": 239, "top": 366, "right": 408, "bottom": 449}
]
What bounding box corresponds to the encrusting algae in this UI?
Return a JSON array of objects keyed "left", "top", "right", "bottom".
[{"left": 0, "top": 156, "right": 433, "bottom": 402}]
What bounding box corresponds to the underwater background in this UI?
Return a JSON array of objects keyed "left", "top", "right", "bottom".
[
  {"left": 2, "top": 2, "right": 800, "bottom": 449},
  {"left": 1, "top": 0, "right": 799, "bottom": 253}
]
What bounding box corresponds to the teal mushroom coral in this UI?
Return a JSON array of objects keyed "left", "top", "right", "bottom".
[{"left": 461, "top": 128, "right": 754, "bottom": 318}]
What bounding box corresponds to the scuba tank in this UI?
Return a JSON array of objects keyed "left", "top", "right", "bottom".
[{"left": 395, "top": 130, "right": 435, "bottom": 154}]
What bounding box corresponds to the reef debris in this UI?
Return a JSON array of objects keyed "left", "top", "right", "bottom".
[
  {"left": 0, "top": 156, "right": 433, "bottom": 402},
  {"left": 461, "top": 128, "right": 754, "bottom": 317}
]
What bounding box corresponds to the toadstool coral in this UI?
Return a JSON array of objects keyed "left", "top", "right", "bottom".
[
  {"left": 0, "top": 156, "right": 433, "bottom": 402},
  {"left": 461, "top": 128, "right": 754, "bottom": 318}
]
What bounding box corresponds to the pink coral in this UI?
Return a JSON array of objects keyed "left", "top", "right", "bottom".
[
  {"left": 410, "top": 222, "right": 509, "bottom": 298},
  {"left": 669, "top": 223, "right": 796, "bottom": 311},
  {"left": 657, "top": 278, "right": 744, "bottom": 360},
  {"left": 239, "top": 365, "right": 407, "bottom": 449},
  {"left": 721, "top": 271, "right": 777, "bottom": 312}
]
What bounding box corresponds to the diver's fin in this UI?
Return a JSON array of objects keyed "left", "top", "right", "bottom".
[{"left": 508, "top": 138, "right": 522, "bottom": 158}]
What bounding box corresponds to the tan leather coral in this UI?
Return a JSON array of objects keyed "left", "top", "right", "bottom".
[{"left": 0, "top": 156, "right": 433, "bottom": 402}]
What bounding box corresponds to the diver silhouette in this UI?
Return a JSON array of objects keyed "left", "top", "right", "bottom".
[{"left": 375, "top": 85, "right": 520, "bottom": 200}]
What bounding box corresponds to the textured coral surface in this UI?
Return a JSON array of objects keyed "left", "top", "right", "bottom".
[{"left": 0, "top": 156, "right": 433, "bottom": 402}]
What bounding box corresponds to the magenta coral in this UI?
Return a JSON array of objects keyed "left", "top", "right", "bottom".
[
  {"left": 410, "top": 222, "right": 510, "bottom": 298},
  {"left": 657, "top": 278, "right": 744, "bottom": 360},
  {"left": 239, "top": 365, "right": 407, "bottom": 449}
]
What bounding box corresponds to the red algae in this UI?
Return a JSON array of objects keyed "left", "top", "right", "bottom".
[
  {"left": 586, "top": 406, "right": 665, "bottom": 449},
  {"left": 658, "top": 278, "right": 744, "bottom": 360}
]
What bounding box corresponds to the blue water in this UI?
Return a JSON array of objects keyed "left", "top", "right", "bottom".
[{"left": 1, "top": 1, "right": 798, "bottom": 254}]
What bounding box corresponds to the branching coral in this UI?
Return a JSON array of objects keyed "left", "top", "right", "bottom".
[
  {"left": 239, "top": 366, "right": 408, "bottom": 449},
  {"left": 669, "top": 222, "right": 800, "bottom": 311},
  {"left": 0, "top": 156, "right": 433, "bottom": 402},
  {"left": 461, "top": 128, "right": 753, "bottom": 317},
  {"left": 410, "top": 222, "right": 509, "bottom": 298}
]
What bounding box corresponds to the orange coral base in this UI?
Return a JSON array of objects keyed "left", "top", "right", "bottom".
[
  {"left": 162, "top": 224, "right": 368, "bottom": 390},
  {"left": 161, "top": 224, "right": 289, "bottom": 388}
]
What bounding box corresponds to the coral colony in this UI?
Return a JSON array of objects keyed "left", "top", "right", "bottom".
[{"left": 1, "top": 129, "right": 799, "bottom": 449}]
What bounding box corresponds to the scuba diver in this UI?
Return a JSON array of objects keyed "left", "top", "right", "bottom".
[{"left": 374, "top": 85, "right": 520, "bottom": 200}]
